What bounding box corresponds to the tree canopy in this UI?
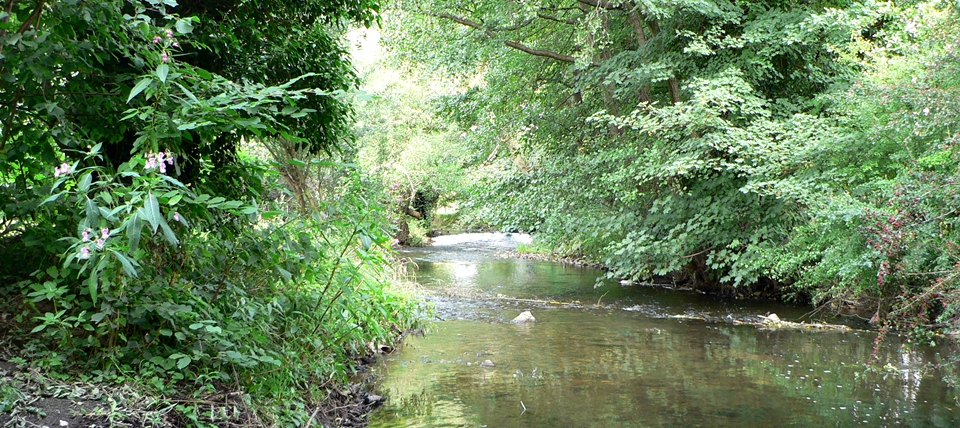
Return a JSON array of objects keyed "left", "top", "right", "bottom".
[{"left": 377, "top": 0, "right": 960, "bottom": 337}]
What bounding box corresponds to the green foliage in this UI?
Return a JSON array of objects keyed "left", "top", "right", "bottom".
[
  {"left": 402, "top": 219, "right": 430, "bottom": 247},
  {"left": 383, "top": 0, "right": 960, "bottom": 335},
  {"left": 1, "top": 0, "right": 422, "bottom": 425},
  {"left": 353, "top": 40, "right": 474, "bottom": 234}
]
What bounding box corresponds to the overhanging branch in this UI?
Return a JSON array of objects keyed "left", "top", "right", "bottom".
[
  {"left": 576, "top": 0, "right": 621, "bottom": 10},
  {"left": 504, "top": 40, "right": 575, "bottom": 62},
  {"left": 434, "top": 12, "right": 575, "bottom": 63}
]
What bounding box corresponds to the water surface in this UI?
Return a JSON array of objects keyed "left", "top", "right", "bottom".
[{"left": 369, "top": 233, "right": 959, "bottom": 427}]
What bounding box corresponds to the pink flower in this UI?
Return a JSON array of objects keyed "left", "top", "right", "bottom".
[
  {"left": 79, "top": 247, "right": 90, "bottom": 260},
  {"left": 82, "top": 230, "right": 90, "bottom": 242},
  {"left": 161, "top": 52, "right": 169, "bottom": 63},
  {"left": 153, "top": 36, "right": 161, "bottom": 44},
  {"left": 172, "top": 42, "right": 180, "bottom": 48},
  {"left": 54, "top": 162, "right": 72, "bottom": 177},
  {"left": 173, "top": 212, "right": 181, "bottom": 222},
  {"left": 101, "top": 228, "right": 110, "bottom": 239},
  {"left": 96, "top": 239, "right": 104, "bottom": 249},
  {"left": 166, "top": 29, "right": 174, "bottom": 39},
  {"left": 146, "top": 152, "right": 175, "bottom": 173}
]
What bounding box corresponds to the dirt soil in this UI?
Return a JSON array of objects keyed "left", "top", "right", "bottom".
[
  {"left": 1, "top": 355, "right": 387, "bottom": 428},
  {"left": 0, "top": 359, "right": 109, "bottom": 428}
]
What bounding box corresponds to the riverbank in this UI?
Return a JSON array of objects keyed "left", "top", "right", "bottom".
[
  {"left": 507, "top": 241, "right": 805, "bottom": 301},
  {"left": 0, "top": 337, "right": 394, "bottom": 427}
]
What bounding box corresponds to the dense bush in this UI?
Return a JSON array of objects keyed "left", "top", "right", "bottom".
[{"left": 0, "top": 0, "right": 420, "bottom": 424}]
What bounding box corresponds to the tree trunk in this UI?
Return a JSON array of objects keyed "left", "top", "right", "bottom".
[{"left": 626, "top": 4, "right": 651, "bottom": 104}]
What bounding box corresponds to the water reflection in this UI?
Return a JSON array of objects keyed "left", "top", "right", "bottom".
[{"left": 372, "top": 235, "right": 959, "bottom": 427}]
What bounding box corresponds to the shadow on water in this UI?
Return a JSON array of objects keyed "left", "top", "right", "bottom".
[{"left": 370, "top": 233, "right": 960, "bottom": 427}]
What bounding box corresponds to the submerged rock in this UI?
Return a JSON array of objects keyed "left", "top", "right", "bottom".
[
  {"left": 511, "top": 311, "right": 536, "bottom": 323},
  {"left": 480, "top": 360, "right": 495, "bottom": 368}
]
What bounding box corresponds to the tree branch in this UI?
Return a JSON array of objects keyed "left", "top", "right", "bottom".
[
  {"left": 434, "top": 12, "right": 494, "bottom": 37},
  {"left": 434, "top": 12, "right": 575, "bottom": 63},
  {"left": 577, "top": 0, "right": 621, "bottom": 10},
  {"left": 504, "top": 40, "right": 575, "bottom": 62},
  {"left": 17, "top": 0, "right": 44, "bottom": 33},
  {"left": 536, "top": 12, "right": 578, "bottom": 26}
]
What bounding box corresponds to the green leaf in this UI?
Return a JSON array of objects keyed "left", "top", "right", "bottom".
[
  {"left": 174, "top": 82, "right": 198, "bottom": 103},
  {"left": 85, "top": 198, "right": 100, "bottom": 225},
  {"left": 142, "top": 192, "right": 161, "bottom": 233},
  {"left": 78, "top": 172, "right": 93, "bottom": 192},
  {"left": 261, "top": 210, "right": 283, "bottom": 219},
  {"left": 219, "top": 201, "right": 242, "bottom": 209},
  {"left": 158, "top": 174, "right": 188, "bottom": 189},
  {"left": 88, "top": 274, "right": 98, "bottom": 305},
  {"left": 127, "top": 215, "right": 142, "bottom": 253},
  {"left": 176, "top": 355, "right": 191, "bottom": 370},
  {"left": 156, "top": 64, "right": 169, "bottom": 83},
  {"left": 41, "top": 191, "right": 65, "bottom": 206},
  {"left": 159, "top": 217, "right": 179, "bottom": 246},
  {"left": 168, "top": 194, "right": 182, "bottom": 205},
  {"left": 175, "top": 19, "right": 193, "bottom": 34},
  {"left": 109, "top": 249, "right": 140, "bottom": 277},
  {"left": 127, "top": 77, "right": 153, "bottom": 103}
]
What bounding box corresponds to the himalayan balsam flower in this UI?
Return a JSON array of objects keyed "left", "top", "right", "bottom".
[
  {"left": 173, "top": 212, "right": 181, "bottom": 222},
  {"left": 161, "top": 52, "right": 169, "bottom": 63},
  {"left": 54, "top": 162, "right": 72, "bottom": 177},
  {"left": 156, "top": 152, "right": 168, "bottom": 173},
  {"left": 79, "top": 247, "right": 90, "bottom": 260},
  {"left": 96, "top": 239, "right": 105, "bottom": 249},
  {"left": 145, "top": 151, "right": 175, "bottom": 173},
  {"left": 166, "top": 29, "right": 174, "bottom": 38},
  {"left": 172, "top": 42, "right": 180, "bottom": 48},
  {"left": 82, "top": 229, "right": 91, "bottom": 242},
  {"left": 101, "top": 228, "right": 110, "bottom": 239},
  {"left": 153, "top": 36, "right": 161, "bottom": 44}
]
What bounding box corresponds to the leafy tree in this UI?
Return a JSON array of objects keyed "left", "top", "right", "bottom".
[{"left": 382, "top": 0, "right": 960, "bottom": 337}]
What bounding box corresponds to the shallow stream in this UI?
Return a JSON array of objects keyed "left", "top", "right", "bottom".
[{"left": 368, "top": 233, "right": 959, "bottom": 427}]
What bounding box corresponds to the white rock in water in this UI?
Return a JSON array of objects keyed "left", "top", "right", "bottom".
[
  {"left": 760, "top": 313, "right": 781, "bottom": 323},
  {"left": 480, "top": 359, "right": 495, "bottom": 367},
  {"left": 511, "top": 311, "right": 536, "bottom": 323}
]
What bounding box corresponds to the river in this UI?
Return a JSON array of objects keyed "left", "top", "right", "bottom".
[{"left": 368, "top": 233, "right": 959, "bottom": 427}]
